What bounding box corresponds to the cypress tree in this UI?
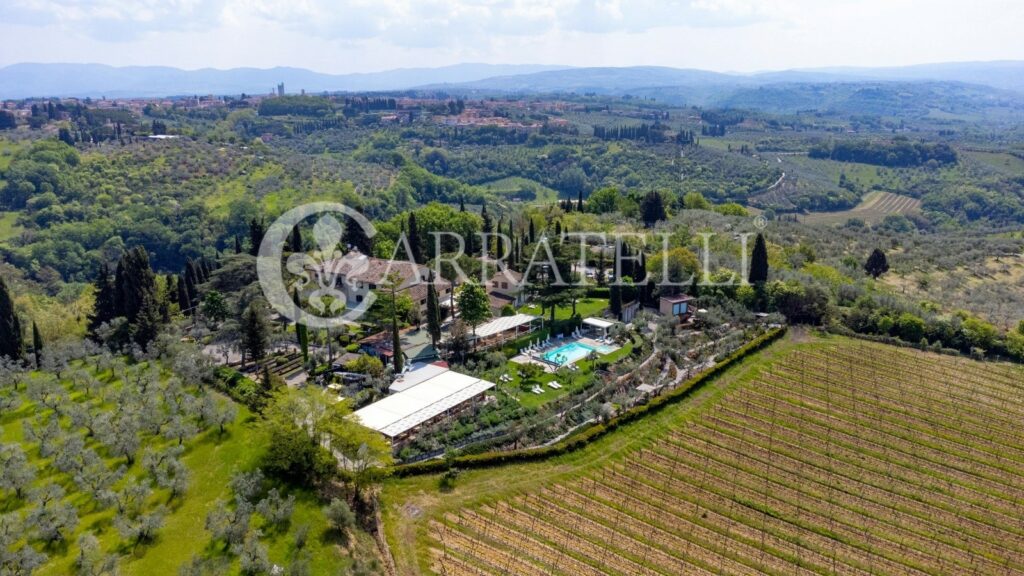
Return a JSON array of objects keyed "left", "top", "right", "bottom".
[
  {"left": 198, "top": 258, "right": 211, "bottom": 282},
  {"left": 391, "top": 313, "right": 404, "bottom": 374},
  {"left": 234, "top": 236, "right": 242, "bottom": 254},
  {"left": 749, "top": 233, "right": 769, "bottom": 285},
  {"left": 619, "top": 242, "right": 630, "bottom": 280},
  {"left": 528, "top": 219, "right": 536, "bottom": 244},
  {"left": 640, "top": 191, "right": 667, "bottom": 227},
  {"left": 177, "top": 276, "right": 191, "bottom": 316},
  {"left": 480, "top": 202, "right": 492, "bottom": 257},
  {"left": 241, "top": 302, "right": 269, "bottom": 369},
  {"left": 864, "top": 248, "right": 890, "bottom": 279},
  {"left": 31, "top": 322, "right": 43, "bottom": 369},
  {"left": 459, "top": 197, "right": 466, "bottom": 212},
  {"left": 185, "top": 258, "right": 200, "bottom": 291},
  {"left": 407, "top": 212, "right": 424, "bottom": 264},
  {"left": 115, "top": 247, "right": 157, "bottom": 322},
  {"left": 343, "top": 210, "right": 373, "bottom": 255},
  {"left": 578, "top": 189, "right": 584, "bottom": 211},
  {"left": 292, "top": 288, "right": 308, "bottom": 362},
  {"left": 0, "top": 277, "right": 23, "bottom": 361},
  {"left": 610, "top": 284, "right": 623, "bottom": 320},
  {"left": 426, "top": 272, "right": 442, "bottom": 349},
  {"left": 465, "top": 222, "right": 475, "bottom": 258},
  {"left": 131, "top": 291, "right": 162, "bottom": 347},
  {"left": 261, "top": 365, "right": 273, "bottom": 394},
  {"left": 290, "top": 225, "right": 303, "bottom": 253},
  {"left": 182, "top": 265, "right": 198, "bottom": 313},
  {"left": 248, "top": 217, "right": 265, "bottom": 256},
  {"left": 87, "top": 262, "right": 117, "bottom": 338}
]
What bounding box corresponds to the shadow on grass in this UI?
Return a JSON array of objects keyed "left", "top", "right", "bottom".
[{"left": 319, "top": 527, "right": 351, "bottom": 548}]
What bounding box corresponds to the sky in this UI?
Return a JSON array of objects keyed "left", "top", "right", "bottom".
[{"left": 0, "top": 0, "right": 1022, "bottom": 73}]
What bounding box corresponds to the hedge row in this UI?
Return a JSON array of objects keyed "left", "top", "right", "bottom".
[
  {"left": 391, "top": 326, "right": 787, "bottom": 476},
  {"left": 213, "top": 366, "right": 269, "bottom": 412},
  {"left": 825, "top": 324, "right": 964, "bottom": 357}
]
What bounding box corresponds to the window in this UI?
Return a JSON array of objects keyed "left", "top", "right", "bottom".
[
  {"left": 501, "top": 282, "right": 508, "bottom": 289},
  {"left": 356, "top": 295, "right": 364, "bottom": 303},
  {"left": 672, "top": 302, "right": 687, "bottom": 315},
  {"left": 370, "top": 283, "right": 377, "bottom": 289}
]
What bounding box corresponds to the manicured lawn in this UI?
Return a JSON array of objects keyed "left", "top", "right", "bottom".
[
  {"left": 490, "top": 337, "right": 635, "bottom": 409},
  {"left": 518, "top": 297, "right": 608, "bottom": 321}
]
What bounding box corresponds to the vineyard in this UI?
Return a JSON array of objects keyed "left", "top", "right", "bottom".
[
  {"left": 405, "top": 337, "right": 1024, "bottom": 576},
  {"left": 801, "top": 191, "right": 921, "bottom": 225}
]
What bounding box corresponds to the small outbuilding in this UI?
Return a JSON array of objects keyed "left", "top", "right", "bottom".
[
  {"left": 582, "top": 317, "right": 616, "bottom": 340},
  {"left": 659, "top": 294, "right": 695, "bottom": 320}
]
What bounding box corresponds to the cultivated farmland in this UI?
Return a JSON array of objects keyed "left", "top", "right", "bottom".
[
  {"left": 800, "top": 190, "right": 921, "bottom": 225},
  {"left": 393, "top": 337, "right": 1024, "bottom": 576}
]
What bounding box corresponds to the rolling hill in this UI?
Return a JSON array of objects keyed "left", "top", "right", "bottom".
[{"left": 2, "top": 60, "right": 1023, "bottom": 99}]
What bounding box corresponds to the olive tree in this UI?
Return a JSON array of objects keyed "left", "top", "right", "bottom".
[{"left": 0, "top": 444, "right": 35, "bottom": 499}]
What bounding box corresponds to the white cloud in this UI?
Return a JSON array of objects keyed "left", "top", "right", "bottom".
[
  {"left": 0, "top": 0, "right": 1021, "bottom": 72},
  {"left": 0, "top": 0, "right": 228, "bottom": 40}
]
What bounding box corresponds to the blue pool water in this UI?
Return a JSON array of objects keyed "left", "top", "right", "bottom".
[{"left": 543, "top": 342, "right": 597, "bottom": 365}]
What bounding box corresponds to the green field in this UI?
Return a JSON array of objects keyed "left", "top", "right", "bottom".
[
  {"left": 964, "top": 150, "right": 1024, "bottom": 176},
  {"left": 479, "top": 177, "right": 559, "bottom": 203},
  {"left": 381, "top": 335, "right": 1024, "bottom": 575},
  {"left": 781, "top": 155, "right": 887, "bottom": 189},
  {"left": 0, "top": 360, "right": 368, "bottom": 576}
]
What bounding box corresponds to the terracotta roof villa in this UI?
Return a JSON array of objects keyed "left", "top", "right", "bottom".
[{"left": 318, "top": 252, "right": 451, "bottom": 312}]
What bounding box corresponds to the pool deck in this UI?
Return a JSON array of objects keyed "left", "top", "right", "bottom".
[{"left": 510, "top": 336, "right": 620, "bottom": 373}]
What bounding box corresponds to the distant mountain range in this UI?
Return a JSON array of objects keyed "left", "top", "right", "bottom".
[
  {"left": 432, "top": 61, "right": 1024, "bottom": 95},
  {"left": 0, "top": 60, "right": 1022, "bottom": 100},
  {"left": 0, "top": 63, "right": 570, "bottom": 99}
]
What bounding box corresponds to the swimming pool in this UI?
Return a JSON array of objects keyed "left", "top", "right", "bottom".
[{"left": 542, "top": 341, "right": 614, "bottom": 365}]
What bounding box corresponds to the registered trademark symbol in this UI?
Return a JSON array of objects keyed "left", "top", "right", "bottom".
[{"left": 754, "top": 215, "right": 768, "bottom": 230}]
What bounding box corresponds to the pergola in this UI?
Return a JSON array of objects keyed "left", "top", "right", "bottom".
[
  {"left": 582, "top": 317, "right": 616, "bottom": 339},
  {"left": 463, "top": 313, "right": 543, "bottom": 350}
]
